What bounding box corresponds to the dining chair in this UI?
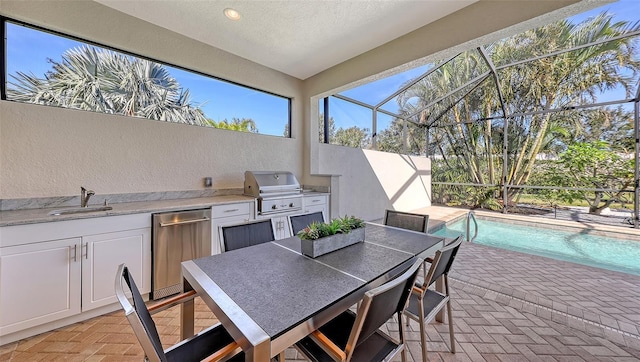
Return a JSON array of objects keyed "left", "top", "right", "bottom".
[
  {"left": 221, "top": 219, "right": 275, "bottom": 252},
  {"left": 295, "top": 258, "right": 423, "bottom": 362},
  {"left": 384, "top": 209, "right": 433, "bottom": 281},
  {"left": 404, "top": 236, "right": 463, "bottom": 362},
  {"left": 114, "top": 263, "right": 244, "bottom": 362},
  {"left": 289, "top": 211, "right": 325, "bottom": 235},
  {"left": 384, "top": 209, "right": 429, "bottom": 233}
]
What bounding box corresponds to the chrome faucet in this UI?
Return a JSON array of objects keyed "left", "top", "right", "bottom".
[{"left": 81, "top": 187, "right": 95, "bottom": 207}]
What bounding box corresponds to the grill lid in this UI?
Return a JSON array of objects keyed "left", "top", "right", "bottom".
[{"left": 244, "top": 171, "right": 301, "bottom": 197}]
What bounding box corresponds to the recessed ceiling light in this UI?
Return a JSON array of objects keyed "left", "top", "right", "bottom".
[{"left": 224, "top": 8, "right": 241, "bottom": 21}]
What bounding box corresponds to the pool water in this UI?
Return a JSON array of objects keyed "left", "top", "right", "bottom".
[{"left": 433, "top": 218, "right": 640, "bottom": 276}]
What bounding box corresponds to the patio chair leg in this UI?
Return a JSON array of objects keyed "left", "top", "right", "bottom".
[
  {"left": 279, "top": 351, "right": 285, "bottom": 361},
  {"left": 419, "top": 320, "right": 428, "bottom": 362},
  {"left": 447, "top": 299, "right": 455, "bottom": 353},
  {"left": 400, "top": 316, "right": 408, "bottom": 362},
  {"left": 419, "top": 301, "right": 428, "bottom": 362}
]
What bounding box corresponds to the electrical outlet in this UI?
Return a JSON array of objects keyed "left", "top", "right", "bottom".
[{"left": 204, "top": 177, "right": 212, "bottom": 187}]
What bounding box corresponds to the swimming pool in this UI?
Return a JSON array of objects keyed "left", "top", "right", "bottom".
[{"left": 433, "top": 218, "right": 640, "bottom": 276}]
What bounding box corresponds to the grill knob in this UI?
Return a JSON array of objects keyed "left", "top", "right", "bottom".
[
  {"left": 289, "top": 203, "right": 295, "bottom": 207},
  {"left": 272, "top": 205, "right": 278, "bottom": 209}
]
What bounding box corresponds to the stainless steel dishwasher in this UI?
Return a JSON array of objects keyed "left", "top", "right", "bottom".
[{"left": 152, "top": 208, "right": 211, "bottom": 299}]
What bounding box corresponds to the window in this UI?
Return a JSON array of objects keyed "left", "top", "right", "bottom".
[{"left": 2, "top": 20, "right": 291, "bottom": 137}]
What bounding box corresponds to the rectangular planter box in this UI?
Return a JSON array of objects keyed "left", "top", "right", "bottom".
[{"left": 301, "top": 228, "right": 365, "bottom": 258}]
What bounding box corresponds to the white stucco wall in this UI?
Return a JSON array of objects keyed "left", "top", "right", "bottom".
[
  {"left": 316, "top": 145, "right": 432, "bottom": 221},
  {"left": 0, "top": 101, "right": 301, "bottom": 198}
]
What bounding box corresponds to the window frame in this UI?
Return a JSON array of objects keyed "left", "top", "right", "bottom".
[{"left": 0, "top": 16, "right": 292, "bottom": 137}]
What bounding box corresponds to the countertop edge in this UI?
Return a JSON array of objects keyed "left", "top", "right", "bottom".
[{"left": 0, "top": 195, "right": 256, "bottom": 227}]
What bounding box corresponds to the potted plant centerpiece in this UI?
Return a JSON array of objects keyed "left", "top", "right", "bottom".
[{"left": 297, "top": 215, "right": 366, "bottom": 258}]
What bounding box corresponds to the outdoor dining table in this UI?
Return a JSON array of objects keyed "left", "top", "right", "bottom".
[{"left": 180, "top": 222, "right": 445, "bottom": 361}]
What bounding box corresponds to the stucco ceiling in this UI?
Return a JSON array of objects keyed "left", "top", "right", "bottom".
[{"left": 93, "top": 0, "right": 478, "bottom": 80}]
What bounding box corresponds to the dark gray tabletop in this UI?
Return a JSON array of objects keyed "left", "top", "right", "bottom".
[
  {"left": 363, "top": 223, "right": 444, "bottom": 255},
  {"left": 193, "top": 242, "right": 365, "bottom": 338},
  {"left": 191, "top": 222, "right": 444, "bottom": 339}
]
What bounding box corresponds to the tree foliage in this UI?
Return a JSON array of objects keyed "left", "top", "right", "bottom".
[
  {"left": 539, "top": 141, "right": 634, "bottom": 214},
  {"left": 207, "top": 118, "right": 258, "bottom": 133},
  {"left": 318, "top": 114, "right": 371, "bottom": 148},
  {"left": 7, "top": 45, "right": 208, "bottom": 125},
  {"left": 398, "top": 13, "right": 640, "bottom": 210}
]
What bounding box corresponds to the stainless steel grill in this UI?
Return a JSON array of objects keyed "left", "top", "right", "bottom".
[{"left": 244, "top": 171, "right": 303, "bottom": 216}]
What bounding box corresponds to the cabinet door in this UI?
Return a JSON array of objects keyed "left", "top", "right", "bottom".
[
  {"left": 271, "top": 216, "right": 292, "bottom": 240},
  {"left": 0, "top": 238, "right": 82, "bottom": 335},
  {"left": 81, "top": 228, "right": 151, "bottom": 311}
]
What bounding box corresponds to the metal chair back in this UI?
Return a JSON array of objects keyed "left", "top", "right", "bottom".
[
  {"left": 222, "top": 219, "right": 275, "bottom": 252},
  {"left": 384, "top": 210, "right": 429, "bottom": 233},
  {"left": 422, "top": 236, "right": 463, "bottom": 288},
  {"left": 115, "top": 264, "right": 166, "bottom": 362},
  {"left": 289, "top": 211, "right": 325, "bottom": 235},
  {"left": 345, "top": 259, "right": 422, "bottom": 360}
]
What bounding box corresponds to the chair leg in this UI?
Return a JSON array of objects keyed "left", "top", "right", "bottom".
[
  {"left": 447, "top": 299, "right": 455, "bottom": 353},
  {"left": 279, "top": 351, "right": 285, "bottom": 361},
  {"left": 419, "top": 300, "right": 428, "bottom": 362},
  {"left": 399, "top": 314, "right": 408, "bottom": 362}
]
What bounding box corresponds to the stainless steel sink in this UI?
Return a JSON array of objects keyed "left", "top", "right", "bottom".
[{"left": 48, "top": 206, "right": 113, "bottom": 216}]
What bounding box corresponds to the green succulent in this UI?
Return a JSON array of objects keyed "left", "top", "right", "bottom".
[{"left": 297, "top": 216, "right": 365, "bottom": 240}]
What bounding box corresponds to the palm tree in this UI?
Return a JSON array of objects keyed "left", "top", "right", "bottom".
[
  {"left": 7, "top": 45, "right": 208, "bottom": 125},
  {"left": 397, "top": 12, "right": 640, "bottom": 206},
  {"left": 207, "top": 118, "right": 259, "bottom": 132}
]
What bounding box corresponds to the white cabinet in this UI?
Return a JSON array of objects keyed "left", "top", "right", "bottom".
[
  {"left": 266, "top": 195, "right": 329, "bottom": 240},
  {"left": 303, "top": 194, "right": 329, "bottom": 221},
  {"left": 212, "top": 202, "right": 254, "bottom": 254},
  {"left": 82, "top": 228, "right": 151, "bottom": 311},
  {"left": 0, "top": 214, "right": 151, "bottom": 339},
  {"left": 271, "top": 216, "right": 292, "bottom": 240},
  {"left": 0, "top": 238, "right": 82, "bottom": 335}
]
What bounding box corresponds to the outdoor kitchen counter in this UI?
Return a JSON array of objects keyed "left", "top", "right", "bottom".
[{"left": 0, "top": 195, "right": 255, "bottom": 227}]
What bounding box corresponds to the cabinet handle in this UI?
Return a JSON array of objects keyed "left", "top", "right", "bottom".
[
  {"left": 70, "top": 244, "right": 77, "bottom": 262},
  {"left": 224, "top": 209, "right": 239, "bottom": 213},
  {"left": 312, "top": 200, "right": 320, "bottom": 203},
  {"left": 83, "top": 243, "right": 88, "bottom": 259},
  {"left": 160, "top": 217, "right": 210, "bottom": 227}
]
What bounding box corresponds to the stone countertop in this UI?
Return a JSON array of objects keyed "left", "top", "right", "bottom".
[
  {"left": 301, "top": 190, "right": 329, "bottom": 195},
  {"left": 0, "top": 195, "right": 256, "bottom": 227}
]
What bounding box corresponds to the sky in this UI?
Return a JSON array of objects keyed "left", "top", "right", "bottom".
[
  {"left": 5, "top": 0, "right": 640, "bottom": 136},
  {"left": 5, "top": 23, "right": 289, "bottom": 136},
  {"left": 331, "top": 0, "right": 640, "bottom": 132}
]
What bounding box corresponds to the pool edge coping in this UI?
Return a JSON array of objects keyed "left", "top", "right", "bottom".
[{"left": 430, "top": 209, "right": 640, "bottom": 241}]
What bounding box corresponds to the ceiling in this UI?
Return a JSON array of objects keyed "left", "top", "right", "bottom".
[{"left": 93, "top": 0, "right": 478, "bottom": 80}]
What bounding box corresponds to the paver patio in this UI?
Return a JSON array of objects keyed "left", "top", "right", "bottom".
[{"left": 2, "top": 207, "right": 640, "bottom": 361}]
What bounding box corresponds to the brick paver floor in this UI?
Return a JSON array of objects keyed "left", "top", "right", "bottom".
[{"left": 2, "top": 211, "right": 640, "bottom": 361}]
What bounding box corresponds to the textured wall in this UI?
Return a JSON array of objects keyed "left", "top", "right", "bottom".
[
  {"left": 316, "top": 146, "right": 431, "bottom": 221},
  {"left": 0, "top": 101, "right": 301, "bottom": 198}
]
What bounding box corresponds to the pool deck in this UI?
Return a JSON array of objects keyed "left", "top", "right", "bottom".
[
  {"left": 415, "top": 206, "right": 640, "bottom": 350},
  {"left": 2, "top": 206, "right": 640, "bottom": 361}
]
